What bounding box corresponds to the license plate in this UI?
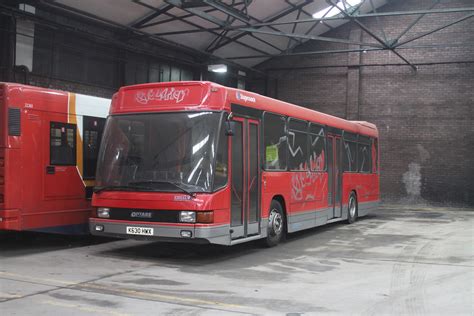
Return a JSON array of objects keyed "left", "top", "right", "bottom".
[{"left": 126, "top": 226, "right": 154, "bottom": 236}]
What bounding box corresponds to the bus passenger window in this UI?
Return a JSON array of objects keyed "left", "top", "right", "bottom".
[
  {"left": 358, "top": 143, "right": 371, "bottom": 173},
  {"left": 288, "top": 119, "right": 308, "bottom": 171},
  {"left": 343, "top": 140, "right": 357, "bottom": 172},
  {"left": 310, "top": 124, "right": 326, "bottom": 171},
  {"left": 263, "top": 113, "right": 287, "bottom": 170},
  {"left": 50, "top": 122, "right": 77, "bottom": 166}
]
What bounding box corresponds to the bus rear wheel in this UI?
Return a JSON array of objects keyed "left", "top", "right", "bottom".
[
  {"left": 263, "top": 200, "right": 285, "bottom": 247},
  {"left": 347, "top": 192, "right": 358, "bottom": 224}
]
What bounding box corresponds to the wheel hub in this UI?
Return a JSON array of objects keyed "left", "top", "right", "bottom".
[{"left": 268, "top": 209, "right": 283, "bottom": 236}]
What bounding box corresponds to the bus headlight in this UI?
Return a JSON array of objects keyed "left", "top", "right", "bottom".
[
  {"left": 97, "top": 207, "right": 110, "bottom": 218},
  {"left": 179, "top": 211, "right": 196, "bottom": 223}
]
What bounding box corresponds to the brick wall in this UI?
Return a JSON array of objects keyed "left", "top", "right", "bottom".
[{"left": 252, "top": 0, "right": 474, "bottom": 206}]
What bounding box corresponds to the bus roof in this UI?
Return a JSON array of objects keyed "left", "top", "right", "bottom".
[
  {"left": 1, "top": 82, "right": 110, "bottom": 117},
  {"left": 113, "top": 81, "right": 378, "bottom": 138}
]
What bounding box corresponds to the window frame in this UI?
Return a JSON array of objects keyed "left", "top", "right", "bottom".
[
  {"left": 309, "top": 123, "right": 327, "bottom": 172},
  {"left": 212, "top": 112, "right": 229, "bottom": 191},
  {"left": 50, "top": 121, "right": 77, "bottom": 166},
  {"left": 372, "top": 137, "right": 379, "bottom": 174},
  {"left": 357, "top": 136, "right": 372, "bottom": 174},
  {"left": 342, "top": 131, "right": 359, "bottom": 173},
  {"left": 262, "top": 111, "right": 288, "bottom": 172},
  {"left": 82, "top": 116, "right": 106, "bottom": 180},
  {"left": 287, "top": 117, "right": 309, "bottom": 172}
]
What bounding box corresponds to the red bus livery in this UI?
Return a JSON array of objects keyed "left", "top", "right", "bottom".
[
  {"left": 90, "top": 81, "right": 379, "bottom": 246},
  {"left": 0, "top": 83, "right": 110, "bottom": 234}
]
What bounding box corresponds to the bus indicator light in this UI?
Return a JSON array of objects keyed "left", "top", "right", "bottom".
[{"left": 197, "top": 211, "right": 214, "bottom": 223}]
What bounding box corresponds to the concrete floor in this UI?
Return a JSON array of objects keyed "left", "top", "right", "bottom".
[{"left": 0, "top": 205, "right": 472, "bottom": 316}]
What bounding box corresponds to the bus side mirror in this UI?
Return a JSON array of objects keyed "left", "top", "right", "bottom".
[{"left": 225, "top": 112, "right": 234, "bottom": 136}]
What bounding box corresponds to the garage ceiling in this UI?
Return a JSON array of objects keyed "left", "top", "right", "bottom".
[{"left": 43, "top": 0, "right": 388, "bottom": 68}]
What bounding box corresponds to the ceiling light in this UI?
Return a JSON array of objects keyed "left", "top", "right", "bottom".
[
  {"left": 312, "top": 0, "right": 362, "bottom": 19},
  {"left": 208, "top": 64, "right": 227, "bottom": 73}
]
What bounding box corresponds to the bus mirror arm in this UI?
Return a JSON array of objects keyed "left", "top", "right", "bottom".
[{"left": 225, "top": 112, "right": 234, "bottom": 136}]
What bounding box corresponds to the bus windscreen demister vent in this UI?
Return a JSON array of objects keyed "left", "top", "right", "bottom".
[{"left": 8, "top": 108, "right": 21, "bottom": 136}]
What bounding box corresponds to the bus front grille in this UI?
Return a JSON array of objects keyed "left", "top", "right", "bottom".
[{"left": 108, "top": 208, "right": 180, "bottom": 223}]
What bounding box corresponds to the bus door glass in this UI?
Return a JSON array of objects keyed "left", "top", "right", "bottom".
[
  {"left": 83, "top": 116, "right": 106, "bottom": 198},
  {"left": 230, "top": 117, "right": 260, "bottom": 239},
  {"left": 327, "top": 135, "right": 342, "bottom": 218}
]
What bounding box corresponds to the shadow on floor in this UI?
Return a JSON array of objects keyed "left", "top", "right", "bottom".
[{"left": 0, "top": 231, "right": 115, "bottom": 258}]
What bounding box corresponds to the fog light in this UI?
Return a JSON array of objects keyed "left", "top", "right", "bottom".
[
  {"left": 179, "top": 211, "right": 196, "bottom": 223},
  {"left": 95, "top": 225, "right": 104, "bottom": 232},
  {"left": 180, "top": 230, "right": 192, "bottom": 238},
  {"left": 97, "top": 207, "right": 110, "bottom": 218}
]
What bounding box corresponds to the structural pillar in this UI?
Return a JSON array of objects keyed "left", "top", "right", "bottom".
[{"left": 346, "top": 28, "right": 362, "bottom": 120}]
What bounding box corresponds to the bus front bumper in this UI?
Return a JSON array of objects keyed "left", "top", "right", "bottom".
[{"left": 89, "top": 218, "right": 231, "bottom": 245}]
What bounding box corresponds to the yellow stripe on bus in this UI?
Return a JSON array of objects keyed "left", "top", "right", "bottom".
[{"left": 68, "top": 93, "right": 85, "bottom": 186}]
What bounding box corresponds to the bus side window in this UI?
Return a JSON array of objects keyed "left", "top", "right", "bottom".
[
  {"left": 357, "top": 140, "right": 371, "bottom": 173},
  {"left": 50, "top": 122, "right": 77, "bottom": 166},
  {"left": 263, "top": 113, "right": 287, "bottom": 170},
  {"left": 214, "top": 120, "right": 228, "bottom": 190},
  {"left": 310, "top": 124, "right": 326, "bottom": 171},
  {"left": 343, "top": 133, "right": 358, "bottom": 172},
  {"left": 83, "top": 116, "right": 106, "bottom": 179},
  {"left": 288, "top": 118, "right": 309, "bottom": 171}
]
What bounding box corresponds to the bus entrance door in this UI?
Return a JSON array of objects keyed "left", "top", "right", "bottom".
[
  {"left": 327, "top": 135, "right": 343, "bottom": 219},
  {"left": 230, "top": 117, "right": 260, "bottom": 240}
]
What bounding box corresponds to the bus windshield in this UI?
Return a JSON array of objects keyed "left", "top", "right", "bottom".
[{"left": 95, "top": 111, "right": 227, "bottom": 193}]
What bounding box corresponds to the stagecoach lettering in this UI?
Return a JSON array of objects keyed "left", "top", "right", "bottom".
[{"left": 135, "top": 88, "right": 189, "bottom": 104}]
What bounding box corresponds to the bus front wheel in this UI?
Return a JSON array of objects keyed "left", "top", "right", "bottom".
[
  {"left": 263, "top": 200, "right": 285, "bottom": 247},
  {"left": 347, "top": 192, "right": 358, "bottom": 224}
]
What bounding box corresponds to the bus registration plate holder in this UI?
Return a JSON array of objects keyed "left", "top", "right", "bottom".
[{"left": 126, "top": 226, "right": 154, "bottom": 236}]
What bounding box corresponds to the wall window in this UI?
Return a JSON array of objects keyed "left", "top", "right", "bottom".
[
  {"left": 263, "top": 113, "right": 287, "bottom": 170},
  {"left": 50, "top": 122, "right": 76, "bottom": 165},
  {"left": 309, "top": 124, "right": 326, "bottom": 171},
  {"left": 170, "top": 66, "right": 181, "bottom": 81},
  {"left": 288, "top": 119, "right": 308, "bottom": 171}
]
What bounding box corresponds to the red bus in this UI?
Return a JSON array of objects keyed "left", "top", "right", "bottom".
[
  {"left": 90, "top": 81, "right": 379, "bottom": 246},
  {"left": 0, "top": 83, "right": 110, "bottom": 234}
]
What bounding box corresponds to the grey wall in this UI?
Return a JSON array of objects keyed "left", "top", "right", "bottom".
[
  {"left": 251, "top": 0, "right": 474, "bottom": 206},
  {"left": 0, "top": 2, "right": 201, "bottom": 98}
]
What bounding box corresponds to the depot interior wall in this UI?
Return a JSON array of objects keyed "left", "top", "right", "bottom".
[
  {"left": 251, "top": 0, "right": 474, "bottom": 206},
  {"left": 0, "top": 3, "right": 205, "bottom": 98}
]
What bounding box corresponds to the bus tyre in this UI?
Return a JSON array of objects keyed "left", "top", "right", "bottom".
[
  {"left": 263, "top": 200, "right": 285, "bottom": 247},
  {"left": 347, "top": 192, "right": 358, "bottom": 224}
]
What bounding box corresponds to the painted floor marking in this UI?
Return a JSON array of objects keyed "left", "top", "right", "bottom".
[
  {"left": 0, "top": 271, "right": 248, "bottom": 311},
  {"left": 42, "top": 300, "right": 130, "bottom": 316}
]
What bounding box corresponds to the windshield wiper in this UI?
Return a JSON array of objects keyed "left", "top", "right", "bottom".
[
  {"left": 128, "top": 180, "right": 197, "bottom": 198},
  {"left": 93, "top": 185, "right": 159, "bottom": 194}
]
